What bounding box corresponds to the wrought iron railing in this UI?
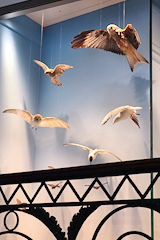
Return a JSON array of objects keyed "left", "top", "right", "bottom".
[{"left": 0, "top": 158, "right": 160, "bottom": 240}]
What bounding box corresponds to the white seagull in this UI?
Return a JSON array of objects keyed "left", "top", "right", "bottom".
[
  {"left": 33, "top": 59, "right": 73, "bottom": 86},
  {"left": 3, "top": 109, "right": 70, "bottom": 130},
  {"left": 64, "top": 143, "right": 122, "bottom": 163},
  {"left": 101, "top": 105, "right": 142, "bottom": 128}
]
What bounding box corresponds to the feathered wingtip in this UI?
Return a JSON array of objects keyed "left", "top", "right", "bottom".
[{"left": 71, "top": 30, "right": 93, "bottom": 49}]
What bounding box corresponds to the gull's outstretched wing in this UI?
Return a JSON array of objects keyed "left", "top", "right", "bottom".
[
  {"left": 101, "top": 106, "right": 128, "bottom": 125},
  {"left": 33, "top": 59, "right": 49, "bottom": 72},
  {"left": 123, "top": 24, "right": 141, "bottom": 49},
  {"left": 130, "top": 113, "right": 140, "bottom": 128},
  {"left": 3, "top": 109, "right": 33, "bottom": 124},
  {"left": 39, "top": 117, "right": 70, "bottom": 129},
  {"left": 54, "top": 64, "right": 73, "bottom": 76},
  {"left": 64, "top": 143, "right": 91, "bottom": 151},
  {"left": 71, "top": 29, "right": 123, "bottom": 54},
  {"left": 95, "top": 149, "right": 122, "bottom": 162}
]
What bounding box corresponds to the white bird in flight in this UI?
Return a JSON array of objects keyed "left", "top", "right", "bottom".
[
  {"left": 64, "top": 143, "right": 122, "bottom": 163},
  {"left": 33, "top": 59, "right": 73, "bottom": 86},
  {"left": 3, "top": 109, "right": 70, "bottom": 130},
  {"left": 101, "top": 105, "right": 142, "bottom": 128}
]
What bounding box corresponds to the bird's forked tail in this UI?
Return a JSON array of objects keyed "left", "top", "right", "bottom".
[{"left": 126, "top": 48, "right": 148, "bottom": 72}]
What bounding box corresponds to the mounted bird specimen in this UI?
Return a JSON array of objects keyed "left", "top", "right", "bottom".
[
  {"left": 33, "top": 59, "right": 73, "bottom": 86},
  {"left": 64, "top": 143, "right": 122, "bottom": 163},
  {"left": 101, "top": 105, "right": 142, "bottom": 128},
  {"left": 3, "top": 109, "right": 70, "bottom": 130},
  {"left": 71, "top": 24, "right": 148, "bottom": 71},
  {"left": 84, "top": 182, "right": 108, "bottom": 190},
  {"left": 48, "top": 166, "right": 56, "bottom": 169},
  {"left": 16, "top": 198, "right": 27, "bottom": 210},
  {"left": 48, "top": 182, "right": 62, "bottom": 189}
]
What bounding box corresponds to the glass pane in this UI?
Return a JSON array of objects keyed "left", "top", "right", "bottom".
[{"left": 0, "top": 0, "right": 154, "bottom": 239}]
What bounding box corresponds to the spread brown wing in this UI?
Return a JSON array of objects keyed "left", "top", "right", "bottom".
[
  {"left": 3, "top": 109, "right": 33, "bottom": 123},
  {"left": 39, "top": 117, "right": 70, "bottom": 129},
  {"left": 130, "top": 113, "right": 140, "bottom": 128},
  {"left": 54, "top": 64, "right": 73, "bottom": 76},
  {"left": 123, "top": 24, "right": 141, "bottom": 49},
  {"left": 71, "top": 29, "right": 123, "bottom": 54}
]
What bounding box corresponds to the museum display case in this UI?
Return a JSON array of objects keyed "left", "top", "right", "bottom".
[{"left": 0, "top": 0, "right": 160, "bottom": 239}]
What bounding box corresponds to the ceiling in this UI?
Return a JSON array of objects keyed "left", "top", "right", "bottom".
[
  {"left": 0, "top": 0, "right": 27, "bottom": 8},
  {"left": 27, "top": 0, "right": 125, "bottom": 27}
]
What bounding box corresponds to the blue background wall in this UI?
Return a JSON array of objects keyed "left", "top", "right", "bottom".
[
  {"left": 33, "top": 1, "right": 151, "bottom": 238},
  {"left": 0, "top": 0, "right": 154, "bottom": 239},
  {"left": 0, "top": 16, "right": 41, "bottom": 173},
  {"left": 36, "top": 0, "right": 150, "bottom": 170}
]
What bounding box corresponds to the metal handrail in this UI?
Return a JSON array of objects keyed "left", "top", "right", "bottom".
[{"left": 0, "top": 158, "right": 159, "bottom": 185}]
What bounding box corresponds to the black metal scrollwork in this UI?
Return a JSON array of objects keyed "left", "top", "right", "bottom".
[
  {"left": 68, "top": 204, "right": 99, "bottom": 240},
  {"left": 25, "top": 206, "right": 67, "bottom": 240}
]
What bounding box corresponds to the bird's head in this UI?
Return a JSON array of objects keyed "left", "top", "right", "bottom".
[
  {"left": 88, "top": 152, "right": 96, "bottom": 164},
  {"left": 107, "top": 24, "right": 120, "bottom": 33},
  {"left": 34, "top": 114, "right": 42, "bottom": 122}
]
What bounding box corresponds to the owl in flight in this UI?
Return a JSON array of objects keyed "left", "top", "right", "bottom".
[
  {"left": 71, "top": 24, "right": 148, "bottom": 71},
  {"left": 33, "top": 59, "right": 73, "bottom": 86},
  {"left": 3, "top": 109, "right": 70, "bottom": 130},
  {"left": 101, "top": 105, "right": 142, "bottom": 128}
]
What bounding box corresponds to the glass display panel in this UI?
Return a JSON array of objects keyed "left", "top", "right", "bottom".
[{"left": 0, "top": 0, "right": 158, "bottom": 239}]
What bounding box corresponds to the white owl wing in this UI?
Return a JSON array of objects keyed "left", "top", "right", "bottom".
[
  {"left": 3, "top": 109, "right": 33, "bottom": 124},
  {"left": 54, "top": 64, "right": 73, "bottom": 76},
  {"left": 33, "top": 59, "right": 49, "bottom": 72},
  {"left": 39, "top": 117, "right": 70, "bottom": 128}
]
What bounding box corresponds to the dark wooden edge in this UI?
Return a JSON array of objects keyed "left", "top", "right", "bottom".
[
  {"left": 0, "top": 0, "right": 78, "bottom": 19},
  {"left": 0, "top": 158, "right": 160, "bottom": 185}
]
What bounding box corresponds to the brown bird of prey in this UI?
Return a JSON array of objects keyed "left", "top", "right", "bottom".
[
  {"left": 84, "top": 182, "right": 108, "bottom": 190},
  {"left": 101, "top": 105, "right": 142, "bottom": 128},
  {"left": 71, "top": 24, "right": 148, "bottom": 71},
  {"left": 48, "top": 182, "right": 62, "bottom": 189},
  {"left": 3, "top": 109, "right": 70, "bottom": 130},
  {"left": 64, "top": 143, "right": 122, "bottom": 163},
  {"left": 33, "top": 59, "right": 73, "bottom": 86}
]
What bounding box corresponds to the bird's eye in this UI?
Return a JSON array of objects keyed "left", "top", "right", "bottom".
[{"left": 110, "top": 27, "right": 112, "bottom": 29}]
